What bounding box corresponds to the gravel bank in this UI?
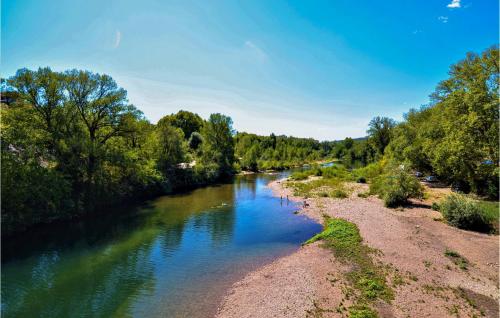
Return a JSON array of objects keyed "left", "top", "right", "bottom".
[{"left": 216, "top": 179, "right": 499, "bottom": 318}]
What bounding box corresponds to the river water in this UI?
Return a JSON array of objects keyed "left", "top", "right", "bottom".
[{"left": 2, "top": 172, "right": 321, "bottom": 318}]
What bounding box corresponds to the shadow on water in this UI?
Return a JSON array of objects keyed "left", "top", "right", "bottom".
[{"left": 1, "top": 172, "right": 321, "bottom": 318}]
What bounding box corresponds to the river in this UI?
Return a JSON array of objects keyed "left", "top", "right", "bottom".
[{"left": 2, "top": 172, "right": 321, "bottom": 317}]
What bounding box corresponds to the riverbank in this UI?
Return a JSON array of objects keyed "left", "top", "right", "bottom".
[{"left": 216, "top": 178, "right": 499, "bottom": 318}]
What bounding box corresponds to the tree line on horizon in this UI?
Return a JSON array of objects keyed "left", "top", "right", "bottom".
[
  {"left": 1, "top": 45, "right": 498, "bottom": 235},
  {"left": 0, "top": 70, "right": 332, "bottom": 235}
]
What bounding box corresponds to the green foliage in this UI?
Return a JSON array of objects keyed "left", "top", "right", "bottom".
[
  {"left": 290, "top": 170, "right": 313, "bottom": 180},
  {"left": 367, "top": 116, "right": 397, "bottom": 155},
  {"left": 201, "top": 113, "right": 235, "bottom": 177},
  {"left": 440, "top": 194, "right": 492, "bottom": 232},
  {"left": 321, "top": 165, "right": 352, "bottom": 180},
  {"left": 349, "top": 306, "right": 379, "bottom": 318},
  {"left": 476, "top": 200, "right": 499, "bottom": 222},
  {"left": 288, "top": 176, "right": 350, "bottom": 198},
  {"left": 386, "top": 46, "right": 499, "bottom": 198},
  {"left": 188, "top": 131, "right": 203, "bottom": 151},
  {"left": 235, "top": 132, "right": 327, "bottom": 171},
  {"left": 370, "top": 167, "right": 424, "bottom": 207},
  {"left": 2, "top": 68, "right": 237, "bottom": 235},
  {"left": 158, "top": 110, "right": 204, "bottom": 140},
  {"left": 154, "top": 123, "right": 186, "bottom": 172},
  {"left": 431, "top": 202, "right": 440, "bottom": 211},
  {"left": 357, "top": 176, "right": 367, "bottom": 184},
  {"left": 352, "top": 161, "right": 385, "bottom": 181},
  {"left": 306, "top": 217, "right": 391, "bottom": 316}
]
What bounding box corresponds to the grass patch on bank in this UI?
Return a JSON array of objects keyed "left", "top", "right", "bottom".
[
  {"left": 306, "top": 217, "right": 393, "bottom": 317},
  {"left": 288, "top": 178, "right": 350, "bottom": 198},
  {"left": 444, "top": 249, "right": 469, "bottom": 270}
]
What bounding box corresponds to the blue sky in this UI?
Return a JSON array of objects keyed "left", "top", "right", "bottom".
[{"left": 2, "top": 0, "right": 498, "bottom": 140}]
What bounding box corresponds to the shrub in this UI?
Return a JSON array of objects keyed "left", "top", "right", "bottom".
[
  {"left": 331, "top": 189, "right": 348, "bottom": 198},
  {"left": 431, "top": 202, "right": 440, "bottom": 211},
  {"left": 356, "top": 176, "right": 367, "bottom": 184},
  {"left": 370, "top": 167, "right": 423, "bottom": 208},
  {"left": 321, "top": 165, "right": 352, "bottom": 180},
  {"left": 290, "top": 170, "right": 313, "bottom": 180},
  {"left": 352, "top": 161, "right": 385, "bottom": 181},
  {"left": 440, "top": 194, "right": 492, "bottom": 232}
]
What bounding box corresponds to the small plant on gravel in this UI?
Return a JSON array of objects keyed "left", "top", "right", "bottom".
[
  {"left": 440, "top": 194, "right": 492, "bottom": 233},
  {"left": 444, "top": 249, "right": 469, "bottom": 270},
  {"left": 358, "top": 192, "right": 370, "bottom": 198},
  {"left": 431, "top": 202, "right": 440, "bottom": 211},
  {"left": 331, "top": 188, "right": 348, "bottom": 198},
  {"left": 348, "top": 305, "right": 379, "bottom": 318}
]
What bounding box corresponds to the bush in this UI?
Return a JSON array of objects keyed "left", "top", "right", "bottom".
[
  {"left": 321, "top": 165, "right": 352, "bottom": 180},
  {"left": 370, "top": 167, "right": 423, "bottom": 208},
  {"left": 431, "top": 202, "right": 440, "bottom": 211},
  {"left": 290, "top": 170, "right": 313, "bottom": 180},
  {"left": 440, "top": 194, "right": 492, "bottom": 232},
  {"left": 352, "top": 161, "right": 385, "bottom": 181},
  {"left": 356, "top": 176, "right": 367, "bottom": 184},
  {"left": 331, "top": 189, "right": 348, "bottom": 198}
]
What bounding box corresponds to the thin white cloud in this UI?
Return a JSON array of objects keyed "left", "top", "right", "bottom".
[
  {"left": 447, "top": 0, "right": 461, "bottom": 8},
  {"left": 113, "top": 30, "right": 122, "bottom": 48},
  {"left": 244, "top": 40, "right": 268, "bottom": 61},
  {"left": 412, "top": 29, "right": 422, "bottom": 35},
  {"left": 438, "top": 16, "right": 449, "bottom": 23}
]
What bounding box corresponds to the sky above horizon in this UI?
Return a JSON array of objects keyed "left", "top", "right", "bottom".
[{"left": 2, "top": 0, "right": 498, "bottom": 140}]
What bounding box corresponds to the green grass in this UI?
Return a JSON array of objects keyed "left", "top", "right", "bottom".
[
  {"left": 477, "top": 200, "right": 499, "bottom": 224},
  {"left": 287, "top": 178, "right": 350, "bottom": 198},
  {"left": 306, "top": 217, "right": 393, "bottom": 317}
]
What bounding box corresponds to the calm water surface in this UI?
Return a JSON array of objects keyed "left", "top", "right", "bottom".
[{"left": 2, "top": 172, "right": 321, "bottom": 318}]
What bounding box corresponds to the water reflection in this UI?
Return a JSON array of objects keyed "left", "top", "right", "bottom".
[{"left": 2, "top": 173, "right": 320, "bottom": 318}]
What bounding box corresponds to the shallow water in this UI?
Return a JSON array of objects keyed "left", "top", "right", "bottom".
[{"left": 2, "top": 173, "right": 321, "bottom": 318}]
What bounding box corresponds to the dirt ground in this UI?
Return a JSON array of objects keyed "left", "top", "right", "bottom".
[{"left": 216, "top": 180, "right": 499, "bottom": 318}]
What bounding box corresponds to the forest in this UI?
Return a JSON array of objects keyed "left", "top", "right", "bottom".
[{"left": 1, "top": 46, "right": 498, "bottom": 235}]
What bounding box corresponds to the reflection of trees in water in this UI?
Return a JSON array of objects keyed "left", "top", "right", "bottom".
[
  {"left": 3, "top": 225, "right": 160, "bottom": 318},
  {"left": 3, "top": 179, "right": 243, "bottom": 317},
  {"left": 193, "top": 205, "right": 236, "bottom": 247},
  {"left": 233, "top": 175, "right": 258, "bottom": 200}
]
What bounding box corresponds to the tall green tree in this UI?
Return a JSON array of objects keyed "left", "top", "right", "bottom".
[
  {"left": 201, "top": 113, "right": 235, "bottom": 177},
  {"left": 8, "top": 67, "right": 66, "bottom": 154},
  {"left": 158, "top": 110, "right": 204, "bottom": 140},
  {"left": 64, "top": 70, "right": 139, "bottom": 205},
  {"left": 367, "top": 116, "right": 396, "bottom": 155},
  {"left": 388, "top": 46, "right": 499, "bottom": 197}
]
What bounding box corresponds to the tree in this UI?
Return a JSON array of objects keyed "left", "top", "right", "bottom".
[
  {"left": 7, "top": 67, "right": 66, "bottom": 153},
  {"left": 387, "top": 46, "right": 499, "bottom": 197},
  {"left": 158, "top": 110, "right": 204, "bottom": 140},
  {"left": 367, "top": 116, "right": 396, "bottom": 155},
  {"left": 201, "top": 113, "right": 235, "bottom": 177},
  {"left": 155, "top": 122, "right": 186, "bottom": 173},
  {"left": 64, "top": 69, "right": 138, "bottom": 206}
]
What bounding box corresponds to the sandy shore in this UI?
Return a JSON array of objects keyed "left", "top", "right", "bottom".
[{"left": 216, "top": 179, "right": 499, "bottom": 318}]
